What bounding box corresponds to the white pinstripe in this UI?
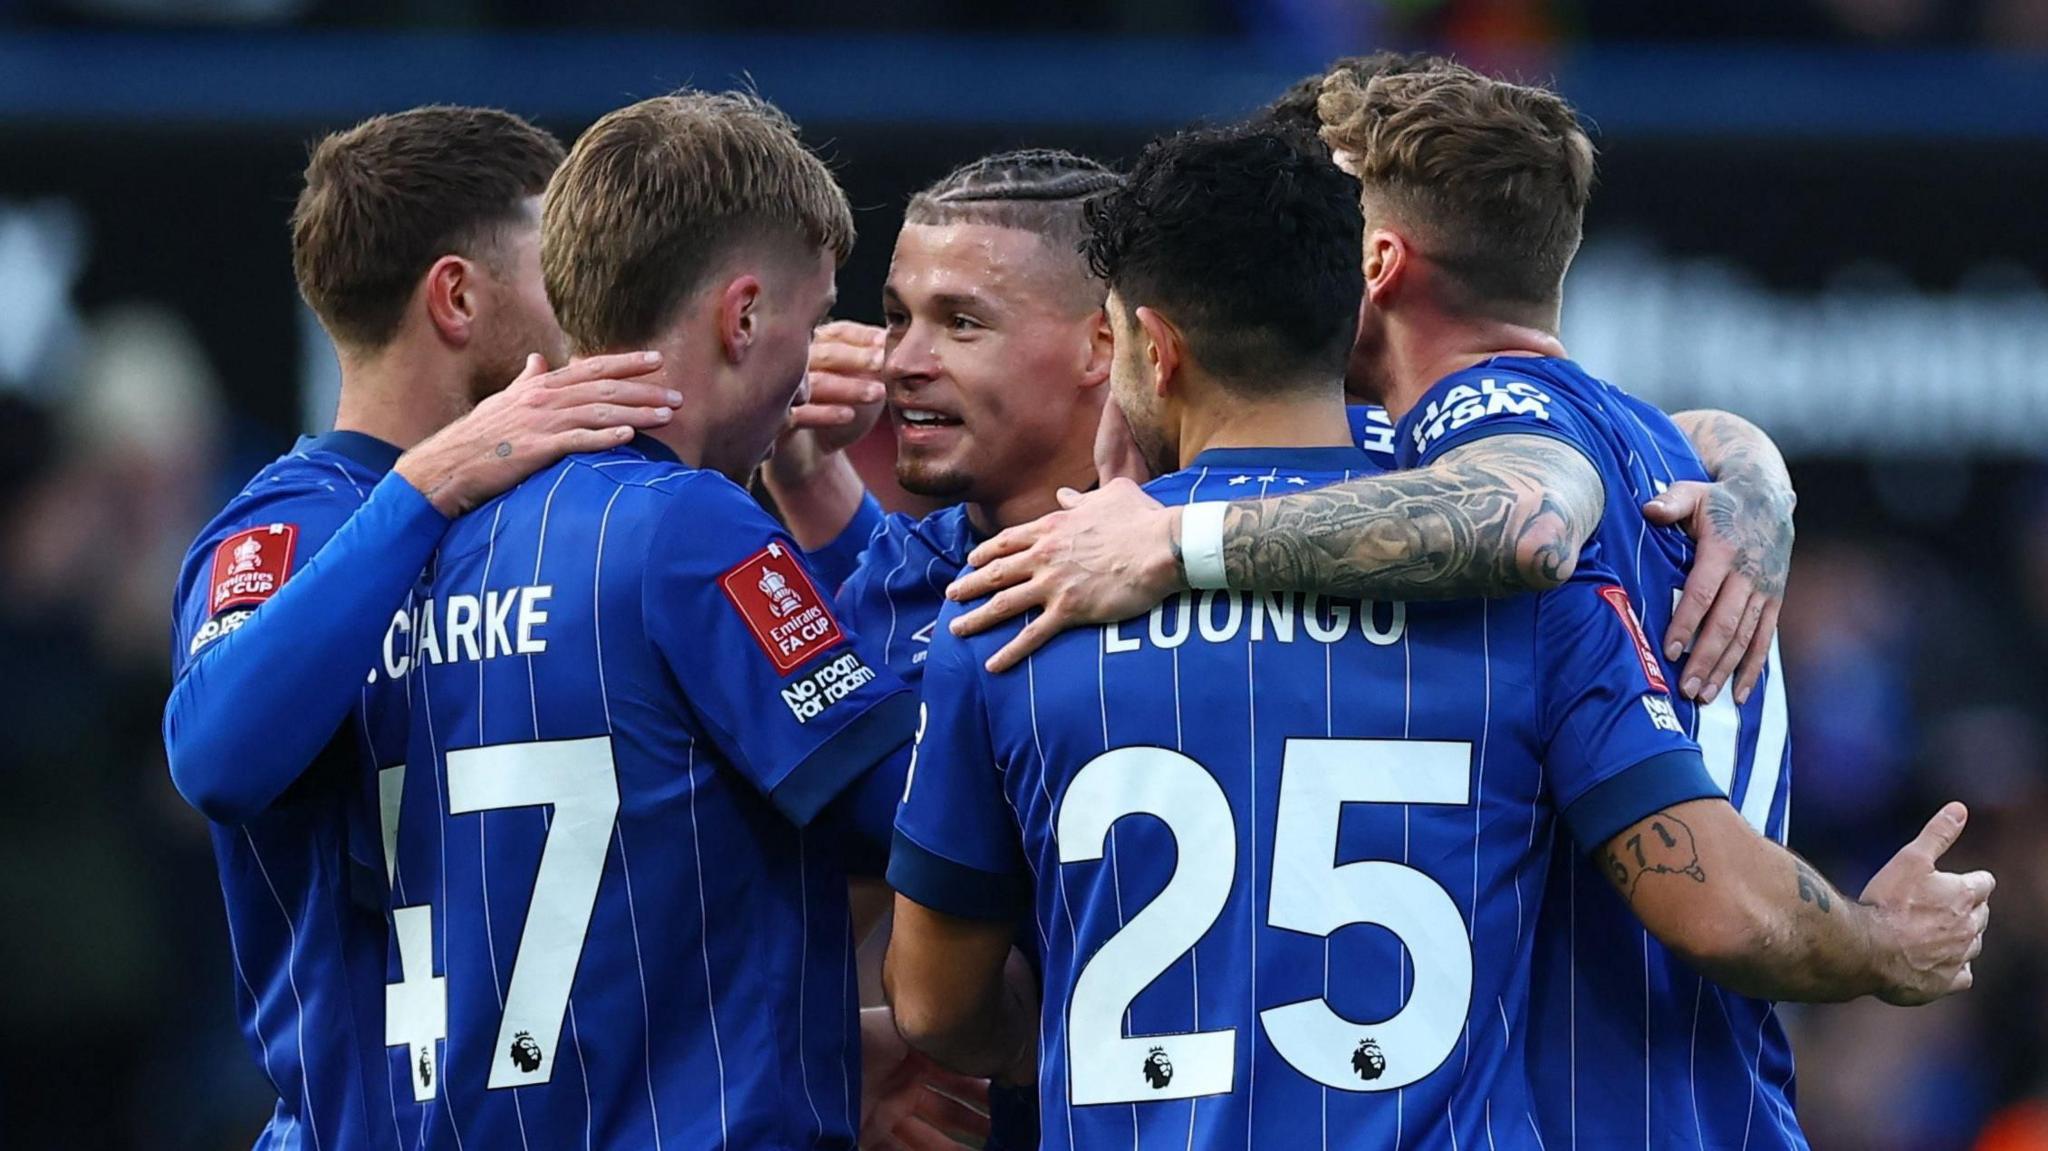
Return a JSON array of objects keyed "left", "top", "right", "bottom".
[
  {"left": 413, "top": 614, "right": 468, "bottom": 1151},
  {"left": 1244, "top": 469, "right": 1277, "bottom": 1150},
  {"left": 796, "top": 835, "right": 824, "bottom": 1136},
  {"left": 683, "top": 739, "right": 729, "bottom": 1149},
  {"left": 473, "top": 501, "right": 532, "bottom": 1151},
  {"left": 1181, "top": 468, "right": 1208, "bottom": 1151},
  {"left": 527, "top": 467, "right": 594, "bottom": 1149},
  {"left": 1024, "top": 651, "right": 1080, "bottom": 1151},
  {"left": 591, "top": 484, "right": 667, "bottom": 1150},
  {"left": 241, "top": 831, "right": 324, "bottom": 1151}
]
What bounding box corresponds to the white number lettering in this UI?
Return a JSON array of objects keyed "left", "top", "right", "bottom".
[
  {"left": 1060, "top": 748, "right": 1239, "bottom": 1104},
  {"left": 1057, "top": 739, "right": 1476, "bottom": 1105},
  {"left": 379, "top": 764, "right": 446, "bottom": 1102},
  {"left": 446, "top": 736, "right": 620, "bottom": 1089},
  {"left": 1260, "top": 739, "right": 1471, "bottom": 1091}
]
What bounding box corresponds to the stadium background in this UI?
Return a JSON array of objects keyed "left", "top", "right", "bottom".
[{"left": 2, "top": 0, "right": 2044, "bottom": 1146}]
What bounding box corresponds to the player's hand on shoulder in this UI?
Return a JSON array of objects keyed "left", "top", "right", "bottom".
[
  {"left": 1861, "top": 801, "right": 1995, "bottom": 1006},
  {"left": 946, "top": 479, "right": 1183, "bottom": 674},
  {"left": 772, "top": 321, "right": 888, "bottom": 486},
  {"left": 1643, "top": 477, "right": 1794, "bottom": 707},
  {"left": 395, "top": 351, "right": 675, "bottom": 517}
]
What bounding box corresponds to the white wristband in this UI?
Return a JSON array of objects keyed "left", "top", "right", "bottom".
[{"left": 1179, "top": 501, "right": 1230, "bottom": 590}]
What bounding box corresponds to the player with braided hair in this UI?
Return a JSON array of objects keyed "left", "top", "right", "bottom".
[{"left": 762, "top": 148, "right": 1119, "bottom": 1151}]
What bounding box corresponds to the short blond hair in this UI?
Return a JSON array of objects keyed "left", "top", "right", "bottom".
[
  {"left": 1318, "top": 67, "right": 1595, "bottom": 309},
  {"left": 541, "top": 91, "right": 854, "bottom": 354}
]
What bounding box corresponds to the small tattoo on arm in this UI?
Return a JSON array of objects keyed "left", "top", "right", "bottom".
[
  {"left": 1604, "top": 811, "right": 1707, "bottom": 898},
  {"left": 495, "top": 441, "right": 513, "bottom": 459},
  {"left": 1794, "top": 859, "right": 1833, "bottom": 913}
]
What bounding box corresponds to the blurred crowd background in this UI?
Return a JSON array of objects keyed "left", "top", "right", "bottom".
[{"left": 3, "top": 1, "right": 2045, "bottom": 1148}]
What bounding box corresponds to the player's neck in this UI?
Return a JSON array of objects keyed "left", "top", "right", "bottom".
[
  {"left": 332, "top": 342, "right": 473, "bottom": 451},
  {"left": 1175, "top": 381, "right": 1351, "bottom": 468},
  {"left": 965, "top": 428, "right": 1100, "bottom": 538},
  {"left": 1378, "top": 313, "right": 1567, "bottom": 422}
]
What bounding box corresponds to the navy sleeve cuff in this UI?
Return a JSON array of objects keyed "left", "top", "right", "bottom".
[
  {"left": 768, "top": 685, "right": 918, "bottom": 827},
  {"left": 804, "top": 493, "right": 884, "bottom": 591},
  {"left": 887, "top": 829, "right": 1031, "bottom": 921},
  {"left": 1561, "top": 748, "right": 1722, "bottom": 853}
]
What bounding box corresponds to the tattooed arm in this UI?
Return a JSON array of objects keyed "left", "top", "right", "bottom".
[
  {"left": 945, "top": 434, "right": 1603, "bottom": 672},
  {"left": 1647, "top": 409, "right": 1799, "bottom": 703},
  {"left": 1602, "top": 799, "right": 1992, "bottom": 1005},
  {"left": 1219, "top": 433, "right": 1603, "bottom": 599}
]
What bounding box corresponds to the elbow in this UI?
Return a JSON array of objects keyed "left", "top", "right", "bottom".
[
  {"left": 168, "top": 756, "right": 264, "bottom": 825},
  {"left": 882, "top": 953, "right": 980, "bottom": 1071},
  {"left": 164, "top": 718, "right": 261, "bottom": 825},
  {"left": 890, "top": 997, "right": 962, "bottom": 1063},
  {"left": 1510, "top": 518, "right": 1582, "bottom": 592}
]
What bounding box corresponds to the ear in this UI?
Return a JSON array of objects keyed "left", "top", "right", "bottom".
[
  {"left": 1078, "top": 308, "right": 1114, "bottom": 391},
  {"left": 715, "top": 275, "right": 764, "bottom": 365},
  {"left": 1133, "top": 306, "right": 1182, "bottom": 399},
  {"left": 1363, "top": 228, "right": 1408, "bottom": 309},
  {"left": 422, "top": 254, "right": 478, "bottom": 347}
]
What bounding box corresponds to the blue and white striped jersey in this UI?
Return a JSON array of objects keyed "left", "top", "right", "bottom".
[
  {"left": 1395, "top": 356, "right": 1802, "bottom": 1150},
  {"left": 168, "top": 430, "right": 425, "bottom": 1151},
  {"left": 391, "top": 434, "right": 916, "bottom": 1151},
  {"left": 892, "top": 443, "right": 1718, "bottom": 1151}
]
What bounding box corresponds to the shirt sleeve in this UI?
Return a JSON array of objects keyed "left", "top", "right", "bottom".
[
  {"left": 804, "top": 492, "right": 884, "bottom": 592},
  {"left": 1537, "top": 571, "right": 1722, "bottom": 853},
  {"left": 1397, "top": 372, "right": 1602, "bottom": 470},
  {"left": 645, "top": 477, "right": 916, "bottom": 828},
  {"left": 163, "top": 470, "right": 449, "bottom": 824},
  {"left": 887, "top": 599, "right": 1030, "bottom": 921}
]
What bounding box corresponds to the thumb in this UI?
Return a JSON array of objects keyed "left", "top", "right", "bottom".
[
  {"left": 1906, "top": 802, "right": 1970, "bottom": 866},
  {"left": 1056, "top": 486, "right": 1086, "bottom": 509},
  {"left": 516, "top": 352, "right": 547, "bottom": 383},
  {"left": 1643, "top": 480, "right": 1706, "bottom": 526}
]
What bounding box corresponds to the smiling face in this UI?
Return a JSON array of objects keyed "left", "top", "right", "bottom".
[{"left": 881, "top": 222, "right": 1106, "bottom": 510}]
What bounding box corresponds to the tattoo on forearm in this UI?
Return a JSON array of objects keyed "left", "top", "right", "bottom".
[
  {"left": 1219, "top": 436, "right": 1601, "bottom": 600},
  {"left": 1675, "top": 411, "right": 1796, "bottom": 599},
  {"left": 1603, "top": 811, "right": 1707, "bottom": 898},
  {"left": 1794, "top": 859, "right": 1833, "bottom": 913}
]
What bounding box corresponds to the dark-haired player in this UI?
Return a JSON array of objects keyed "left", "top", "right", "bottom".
[
  {"left": 164, "top": 107, "right": 676, "bottom": 1149},
  {"left": 387, "top": 92, "right": 933, "bottom": 1151},
  {"left": 942, "top": 67, "right": 1997, "bottom": 1150},
  {"left": 884, "top": 120, "right": 1989, "bottom": 1151}
]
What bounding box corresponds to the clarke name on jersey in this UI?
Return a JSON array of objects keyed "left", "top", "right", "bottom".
[{"left": 376, "top": 584, "right": 554, "bottom": 680}]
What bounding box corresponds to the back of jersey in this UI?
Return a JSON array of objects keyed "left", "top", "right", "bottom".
[
  {"left": 393, "top": 440, "right": 911, "bottom": 1151},
  {"left": 895, "top": 445, "right": 1710, "bottom": 1151},
  {"left": 1396, "top": 357, "right": 1802, "bottom": 1149}
]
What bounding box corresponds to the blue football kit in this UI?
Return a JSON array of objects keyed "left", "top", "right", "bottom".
[
  {"left": 168, "top": 431, "right": 446, "bottom": 1151},
  {"left": 389, "top": 434, "right": 915, "bottom": 1150},
  {"left": 1394, "top": 356, "right": 1801, "bottom": 1150},
  {"left": 892, "top": 442, "right": 1719, "bottom": 1150}
]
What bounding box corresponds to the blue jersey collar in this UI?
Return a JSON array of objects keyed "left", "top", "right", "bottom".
[
  {"left": 1188, "top": 445, "right": 1376, "bottom": 472},
  {"left": 299, "top": 430, "right": 402, "bottom": 474},
  {"left": 629, "top": 433, "right": 681, "bottom": 465}
]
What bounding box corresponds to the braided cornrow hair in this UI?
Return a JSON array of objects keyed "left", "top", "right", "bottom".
[{"left": 904, "top": 148, "right": 1123, "bottom": 266}]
